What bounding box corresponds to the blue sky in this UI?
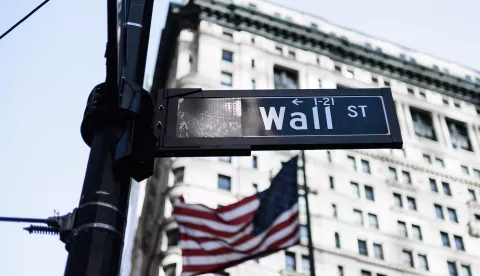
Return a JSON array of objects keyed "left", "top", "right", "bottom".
[{"left": 0, "top": 0, "right": 478, "bottom": 275}]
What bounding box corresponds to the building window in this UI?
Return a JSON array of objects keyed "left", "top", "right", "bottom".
[
  {"left": 218, "top": 156, "right": 232, "bottom": 163},
  {"left": 361, "top": 271, "right": 372, "bottom": 276},
  {"left": 371, "top": 76, "right": 379, "bottom": 84},
  {"left": 351, "top": 182, "right": 360, "bottom": 198},
  {"left": 474, "top": 169, "right": 480, "bottom": 178},
  {"left": 218, "top": 174, "right": 231, "bottom": 191},
  {"left": 454, "top": 101, "right": 461, "bottom": 108},
  {"left": 407, "top": 87, "right": 415, "bottom": 95},
  {"left": 410, "top": 108, "right": 437, "bottom": 141},
  {"left": 222, "top": 49, "right": 233, "bottom": 62},
  {"left": 222, "top": 30, "right": 234, "bottom": 40},
  {"left": 252, "top": 156, "right": 258, "bottom": 169},
  {"left": 418, "top": 254, "right": 429, "bottom": 271},
  {"left": 435, "top": 204, "right": 444, "bottom": 220},
  {"left": 389, "top": 167, "right": 398, "bottom": 181},
  {"left": 423, "top": 154, "right": 432, "bottom": 164},
  {"left": 253, "top": 183, "right": 258, "bottom": 193},
  {"left": 327, "top": 151, "right": 332, "bottom": 162},
  {"left": 368, "top": 213, "right": 379, "bottom": 229},
  {"left": 461, "top": 265, "right": 472, "bottom": 276},
  {"left": 400, "top": 53, "right": 406, "bottom": 60},
  {"left": 220, "top": 71, "right": 233, "bottom": 87},
  {"left": 285, "top": 252, "right": 296, "bottom": 271},
  {"left": 430, "top": 178, "right": 438, "bottom": 192},
  {"left": 407, "top": 197, "right": 417, "bottom": 211},
  {"left": 443, "top": 98, "right": 450, "bottom": 105},
  {"left": 338, "top": 266, "right": 344, "bottom": 276},
  {"left": 442, "top": 182, "right": 452, "bottom": 196},
  {"left": 334, "top": 64, "right": 342, "bottom": 72},
  {"left": 353, "top": 209, "right": 363, "bottom": 226},
  {"left": 402, "top": 171, "right": 412, "bottom": 184},
  {"left": 441, "top": 232, "right": 450, "bottom": 247},
  {"left": 419, "top": 91, "right": 426, "bottom": 98},
  {"left": 410, "top": 57, "right": 416, "bottom": 63},
  {"left": 447, "top": 261, "right": 457, "bottom": 276},
  {"left": 251, "top": 58, "right": 255, "bottom": 68},
  {"left": 436, "top": 158, "right": 445, "bottom": 167},
  {"left": 301, "top": 255, "right": 310, "bottom": 276},
  {"left": 365, "top": 186, "right": 374, "bottom": 201},
  {"left": 468, "top": 189, "right": 477, "bottom": 202},
  {"left": 462, "top": 165, "right": 469, "bottom": 175},
  {"left": 446, "top": 119, "right": 472, "bottom": 151},
  {"left": 329, "top": 176, "right": 335, "bottom": 189},
  {"left": 318, "top": 79, "right": 322, "bottom": 88},
  {"left": 251, "top": 79, "right": 256, "bottom": 89},
  {"left": 373, "top": 243, "right": 384, "bottom": 260},
  {"left": 412, "top": 225, "right": 423, "bottom": 241},
  {"left": 365, "top": 43, "right": 372, "bottom": 49},
  {"left": 288, "top": 50, "right": 296, "bottom": 59},
  {"left": 251, "top": 37, "right": 255, "bottom": 44},
  {"left": 384, "top": 80, "right": 391, "bottom": 87},
  {"left": 273, "top": 66, "right": 298, "bottom": 89},
  {"left": 433, "top": 65, "right": 440, "bottom": 71},
  {"left": 361, "top": 160, "right": 371, "bottom": 174},
  {"left": 448, "top": 208, "right": 458, "bottom": 223},
  {"left": 166, "top": 228, "right": 180, "bottom": 246},
  {"left": 375, "top": 47, "right": 383, "bottom": 53},
  {"left": 299, "top": 196, "right": 306, "bottom": 212},
  {"left": 398, "top": 221, "right": 408, "bottom": 237},
  {"left": 335, "top": 232, "right": 341, "bottom": 248},
  {"left": 164, "top": 264, "right": 176, "bottom": 276},
  {"left": 173, "top": 167, "right": 185, "bottom": 184},
  {"left": 311, "top": 23, "right": 318, "bottom": 29},
  {"left": 347, "top": 156, "right": 356, "bottom": 170},
  {"left": 403, "top": 250, "right": 414, "bottom": 267},
  {"left": 393, "top": 193, "right": 403, "bottom": 208},
  {"left": 358, "top": 239, "right": 368, "bottom": 256},
  {"left": 275, "top": 46, "right": 283, "bottom": 55},
  {"left": 454, "top": 236, "right": 464, "bottom": 251},
  {"left": 332, "top": 204, "right": 337, "bottom": 218},
  {"left": 300, "top": 225, "right": 308, "bottom": 245},
  {"left": 465, "top": 75, "right": 472, "bottom": 81}
]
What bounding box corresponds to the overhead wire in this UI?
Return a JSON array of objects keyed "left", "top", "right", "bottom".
[{"left": 0, "top": 0, "right": 52, "bottom": 41}]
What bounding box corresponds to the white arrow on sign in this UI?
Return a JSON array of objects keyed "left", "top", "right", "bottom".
[{"left": 292, "top": 98, "right": 303, "bottom": 106}]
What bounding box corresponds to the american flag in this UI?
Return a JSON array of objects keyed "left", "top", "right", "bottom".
[{"left": 173, "top": 156, "right": 300, "bottom": 276}]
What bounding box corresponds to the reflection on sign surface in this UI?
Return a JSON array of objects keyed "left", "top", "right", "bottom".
[{"left": 176, "top": 96, "right": 389, "bottom": 138}]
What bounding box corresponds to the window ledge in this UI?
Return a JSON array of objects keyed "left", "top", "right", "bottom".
[
  {"left": 386, "top": 180, "right": 417, "bottom": 192},
  {"left": 279, "top": 269, "right": 305, "bottom": 276}
]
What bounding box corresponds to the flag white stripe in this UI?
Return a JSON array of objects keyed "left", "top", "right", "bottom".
[
  {"left": 182, "top": 220, "right": 299, "bottom": 265},
  {"left": 179, "top": 204, "right": 299, "bottom": 252},
  {"left": 174, "top": 214, "right": 250, "bottom": 232},
  {"left": 175, "top": 198, "right": 259, "bottom": 222},
  {"left": 179, "top": 224, "right": 254, "bottom": 244}
]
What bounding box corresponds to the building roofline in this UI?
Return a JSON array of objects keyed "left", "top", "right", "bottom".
[
  {"left": 153, "top": 0, "right": 480, "bottom": 105},
  {"left": 259, "top": 0, "right": 479, "bottom": 73}
]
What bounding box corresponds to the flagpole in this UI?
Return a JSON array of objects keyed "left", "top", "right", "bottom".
[{"left": 301, "top": 150, "right": 316, "bottom": 276}]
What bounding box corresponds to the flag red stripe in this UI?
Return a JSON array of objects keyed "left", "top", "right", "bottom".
[
  {"left": 217, "top": 194, "right": 258, "bottom": 212},
  {"left": 182, "top": 238, "right": 299, "bottom": 274},
  {"left": 179, "top": 221, "right": 251, "bottom": 238},
  {"left": 174, "top": 206, "right": 256, "bottom": 225},
  {"left": 180, "top": 212, "right": 299, "bottom": 254},
  {"left": 181, "top": 219, "right": 299, "bottom": 256}
]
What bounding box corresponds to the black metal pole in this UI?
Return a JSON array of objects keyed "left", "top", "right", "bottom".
[
  {"left": 63, "top": 1, "right": 155, "bottom": 275},
  {"left": 301, "top": 150, "right": 316, "bottom": 276}
]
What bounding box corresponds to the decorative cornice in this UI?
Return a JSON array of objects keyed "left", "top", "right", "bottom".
[{"left": 185, "top": 0, "right": 480, "bottom": 105}]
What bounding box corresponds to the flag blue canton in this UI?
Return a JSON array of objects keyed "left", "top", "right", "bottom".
[{"left": 252, "top": 156, "right": 299, "bottom": 235}]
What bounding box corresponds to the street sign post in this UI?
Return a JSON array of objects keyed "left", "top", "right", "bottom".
[{"left": 154, "top": 88, "right": 402, "bottom": 157}]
